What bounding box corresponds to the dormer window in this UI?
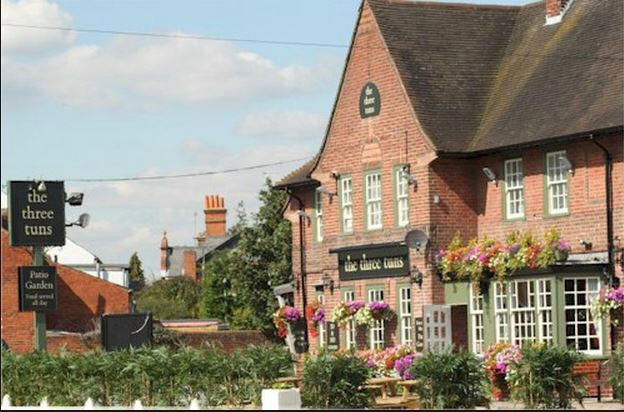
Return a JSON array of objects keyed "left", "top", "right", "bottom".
[{"left": 545, "top": 0, "right": 574, "bottom": 26}]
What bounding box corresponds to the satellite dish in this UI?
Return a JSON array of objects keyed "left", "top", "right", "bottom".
[{"left": 405, "top": 230, "right": 429, "bottom": 251}]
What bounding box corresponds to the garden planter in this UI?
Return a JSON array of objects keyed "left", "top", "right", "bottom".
[
  {"left": 490, "top": 374, "right": 510, "bottom": 401},
  {"left": 261, "top": 388, "right": 301, "bottom": 410},
  {"left": 555, "top": 249, "right": 569, "bottom": 262}
]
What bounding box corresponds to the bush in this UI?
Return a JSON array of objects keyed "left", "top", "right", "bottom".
[
  {"left": 136, "top": 277, "right": 202, "bottom": 320},
  {"left": 407, "top": 348, "right": 489, "bottom": 409},
  {"left": 609, "top": 342, "right": 624, "bottom": 401},
  {"left": 506, "top": 343, "right": 585, "bottom": 409},
  {"left": 0, "top": 344, "right": 294, "bottom": 407},
  {"left": 301, "top": 350, "right": 372, "bottom": 409}
]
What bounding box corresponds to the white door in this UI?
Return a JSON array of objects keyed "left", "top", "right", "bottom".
[{"left": 423, "top": 304, "right": 451, "bottom": 352}]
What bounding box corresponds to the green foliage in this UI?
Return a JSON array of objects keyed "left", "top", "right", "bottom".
[
  {"left": 0, "top": 344, "right": 294, "bottom": 407},
  {"left": 506, "top": 344, "right": 586, "bottom": 409},
  {"left": 136, "top": 277, "right": 202, "bottom": 320},
  {"left": 609, "top": 342, "right": 624, "bottom": 401},
  {"left": 300, "top": 350, "right": 372, "bottom": 409},
  {"left": 199, "top": 179, "right": 292, "bottom": 337},
  {"left": 128, "top": 252, "right": 146, "bottom": 291},
  {"left": 200, "top": 250, "right": 236, "bottom": 322},
  {"left": 407, "top": 349, "right": 489, "bottom": 409}
]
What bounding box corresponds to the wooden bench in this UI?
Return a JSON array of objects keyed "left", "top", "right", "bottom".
[{"left": 275, "top": 376, "right": 302, "bottom": 388}]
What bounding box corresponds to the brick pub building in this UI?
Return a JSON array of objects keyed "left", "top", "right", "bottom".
[{"left": 276, "top": 0, "right": 623, "bottom": 387}]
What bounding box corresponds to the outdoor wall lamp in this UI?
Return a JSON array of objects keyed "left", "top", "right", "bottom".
[
  {"left": 401, "top": 165, "right": 418, "bottom": 187},
  {"left": 482, "top": 167, "right": 497, "bottom": 183},
  {"left": 66, "top": 213, "right": 90, "bottom": 228},
  {"left": 322, "top": 274, "right": 335, "bottom": 294},
  {"left": 410, "top": 268, "right": 423, "bottom": 287}
]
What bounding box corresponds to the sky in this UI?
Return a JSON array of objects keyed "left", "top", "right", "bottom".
[{"left": 1, "top": 0, "right": 531, "bottom": 281}]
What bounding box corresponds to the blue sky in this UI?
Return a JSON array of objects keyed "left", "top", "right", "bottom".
[{"left": 1, "top": 0, "right": 531, "bottom": 279}]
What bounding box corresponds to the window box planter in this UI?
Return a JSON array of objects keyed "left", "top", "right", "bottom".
[
  {"left": 555, "top": 249, "right": 569, "bottom": 262},
  {"left": 261, "top": 388, "right": 301, "bottom": 410}
]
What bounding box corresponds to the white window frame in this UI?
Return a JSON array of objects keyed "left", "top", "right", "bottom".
[
  {"left": 365, "top": 172, "right": 382, "bottom": 230},
  {"left": 564, "top": 277, "right": 601, "bottom": 355},
  {"left": 504, "top": 158, "right": 525, "bottom": 219},
  {"left": 344, "top": 290, "right": 356, "bottom": 349},
  {"left": 537, "top": 279, "right": 553, "bottom": 344},
  {"left": 399, "top": 286, "right": 412, "bottom": 345},
  {"left": 340, "top": 176, "right": 353, "bottom": 234},
  {"left": 368, "top": 288, "right": 385, "bottom": 350},
  {"left": 546, "top": 151, "right": 569, "bottom": 215},
  {"left": 494, "top": 282, "right": 509, "bottom": 342},
  {"left": 510, "top": 280, "right": 537, "bottom": 346},
  {"left": 396, "top": 167, "right": 409, "bottom": 227},
  {"left": 469, "top": 286, "right": 485, "bottom": 355},
  {"left": 315, "top": 189, "right": 323, "bottom": 242}
]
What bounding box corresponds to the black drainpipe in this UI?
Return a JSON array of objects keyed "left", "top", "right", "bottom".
[
  {"left": 589, "top": 134, "right": 615, "bottom": 286},
  {"left": 286, "top": 188, "right": 310, "bottom": 352}
]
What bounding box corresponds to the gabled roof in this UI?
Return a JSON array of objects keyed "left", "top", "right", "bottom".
[
  {"left": 277, "top": 0, "right": 623, "bottom": 188},
  {"left": 371, "top": 0, "right": 623, "bottom": 153},
  {"left": 274, "top": 156, "right": 320, "bottom": 189}
]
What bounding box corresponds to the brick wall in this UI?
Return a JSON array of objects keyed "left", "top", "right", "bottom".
[
  {"left": 47, "top": 332, "right": 100, "bottom": 354},
  {"left": 282, "top": 0, "right": 624, "bottom": 354},
  {"left": 173, "top": 331, "right": 268, "bottom": 352},
  {"left": 1, "top": 228, "right": 131, "bottom": 353}
]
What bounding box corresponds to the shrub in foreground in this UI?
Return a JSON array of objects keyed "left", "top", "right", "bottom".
[
  {"left": 300, "top": 349, "right": 372, "bottom": 409},
  {"left": 608, "top": 342, "right": 624, "bottom": 401},
  {"left": 0, "top": 344, "right": 294, "bottom": 407},
  {"left": 407, "top": 348, "right": 489, "bottom": 409},
  {"left": 506, "top": 343, "right": 585, "bottom": 409}
]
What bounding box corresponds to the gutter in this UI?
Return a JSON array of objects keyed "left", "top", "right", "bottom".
[
  {"left": 284, "top": 188, "right": 310, "bottom": 352},
  {"left": 589, "top": 134, "right": 616, "bottom": 287}
]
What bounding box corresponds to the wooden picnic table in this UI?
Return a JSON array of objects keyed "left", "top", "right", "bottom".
[
  {"left": 275, "top": 376, "right": 302, "bottom": 388},
  {"left": 364, "top": 377, "right": 401, "bottom": 399},
  {"left": 397, "top": 379, "right": 418, "bottom": 401}
]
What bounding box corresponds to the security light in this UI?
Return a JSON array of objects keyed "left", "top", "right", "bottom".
[
  {"left": 65, "top": 192, "right": 84, "bottom": 206},
  {"left": 31, "top": 180, "right": 46, "bottom": 192},
  {"left": 296, "top": 210, "right": 311, "bottom": 224},
  {"left": 482, "top": 167, "right": 497, "bottom": 182},
  {"left": 330, "top": 171, "right": 340, "bottom": 179},
  {"left": 559, "top": 155, "right": 574, "bottom": 174},
  {"left": 66, "top": 213, "right": 90, "bottom": 228},
  {"left": 401, "top": 167, "right": 418, "bottom": 186},
  {"left": 317, "top": 186, "right": 337, "bottom": 198}
]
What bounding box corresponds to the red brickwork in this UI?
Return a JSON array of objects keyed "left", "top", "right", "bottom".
[
  {"left": 283, "top": 0, "right": 624, "bottom": 356},
  {"left": 183, "top": 250, "right": 198, "bottom": 282},
  {"left": 173, "top": 331, "right": 268, "bottom": 352},
  {"left": 47, "top": 332, "right": 100, "bottom": 354},
  {"left": 1, "top": 228, "right": 131, "bottom": 353}
]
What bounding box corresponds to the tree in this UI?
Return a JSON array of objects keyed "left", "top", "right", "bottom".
[
  {"left": 228, "top": 178, "right": 292, "bottom": 336},
  {"left": 128, "top": 252, "right": 146, "bottom": 291},
  {"left": 200, "top": 250, "right": 236, "bottom": 322},
  {"left": 136, "top": 276, "right": 202, "bottom": 320}
]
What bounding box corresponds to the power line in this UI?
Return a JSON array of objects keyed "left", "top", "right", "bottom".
[
  {"left": 55, "top": 156, "right": 313, "bottom": 183},
  {"left": 2, "top": 22, "right": 621, "bottom": 61},
  {"left": 0, "top": 23, "right": 349, "bottom": 49}
]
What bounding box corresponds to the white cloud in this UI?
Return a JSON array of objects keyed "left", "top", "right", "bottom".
[
  {"left": 2, "top": 32, "right": 339, "bottom": 108},
  {"left": 1, "top": 0, "right": 76, "bottom": 54},
  {"left": 64, "top": 144, "right": 316, "bottom": 277},
  {"left": 237, "top": 110, "right": 326, "bottom": 139}
]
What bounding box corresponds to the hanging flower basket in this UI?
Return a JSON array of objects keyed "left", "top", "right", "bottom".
[
  {"left": 368, "top": 301, "right": 395, "bottom": 321},
  {"left": 306, "top": 302, "right": 325, "bottom": 338},
  {"left": 330, "top": 300, "right": 365, "bottom": 326},
  {"left": 591, "top": 287, "right": 624, "bottom": 325},
  {"left": 434, "top": 228, "right": 572, "bottom": 285},
  {"left": 272, "top": 305, "right": 301, "bottom": 338}
]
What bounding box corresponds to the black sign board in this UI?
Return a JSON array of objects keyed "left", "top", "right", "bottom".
[
  {"left": 414, "top": 317, "right": 424, "bottom": 351},
  {"left": 101, "top": 313, "right": 153, "bottom": 351},
  {"left": 359, "top": 82, "right": 381, "bottom": 118},
  {"left": 8, "top": 181, "right": 66, "bottom": 247},
  {"left": 326, "top": 321, "right": 339, "bottom": 350},
  {"left": 333, "top": 243, "right": 409, "bottom": 281},
  {"left": 18, "top": 266, "right": 58, "bottom": 312},
  {"left": 291, "top": 319, "right": 308, "bottom": 354}
]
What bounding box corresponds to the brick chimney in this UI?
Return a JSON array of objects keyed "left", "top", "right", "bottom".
[
  {"left": 203, "top": 195, "right": 227, "bottom": 237},
  {"left": 182, "top": 250, "right": 198, "bottom": 282},
  {"left": 160, "top": 231, "right": 169, "bottom": 277},
  {"left": 545, "top": 0, "right": 573, "bottom": 25}
]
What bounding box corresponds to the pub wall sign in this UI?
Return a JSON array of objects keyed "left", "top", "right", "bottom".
[
  {"left": 8, "top": 181, "right": 66, "bottom": 247},
  {"left": 333, "top": 243, "right": 409, "bottom": 281},
  {"left": 359, "top": 82, "right": 380, "bottom": 118},
  {"left": 18, "top": 266, "right": 58, "bottom": 312}
]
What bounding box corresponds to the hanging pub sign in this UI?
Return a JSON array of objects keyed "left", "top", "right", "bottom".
[
  {"left": 18, "top": 266, "right": 58, "bottom": 312},
  {"left": 8, "top": 181, "right": 66, "bottom": 247},
  {"left": 331, "top": 242, "right": 409, "bottom": 281},
  {"left": 326, "top": 321, "right": 339, "bottom": 350},
  {"left": 359, "top": 82, "right": 380, "bottom": 118},
  {"left": 414, "top": 317, "right": 424, "bottom": 351}
]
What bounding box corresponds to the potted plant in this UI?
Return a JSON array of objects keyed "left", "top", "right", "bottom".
[
  {"left": 554, "top": 239, "right": 571, "bottom": 262},
  {"left": 483, "top": 343, "right": 521, "bottom": 401},
  {"left": 273, "top": 305, "right": 301, "bottom": 338}
]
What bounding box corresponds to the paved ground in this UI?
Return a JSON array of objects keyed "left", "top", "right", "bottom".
[{"left": 478, "top": 399, "right": 624, "bottom": 410}]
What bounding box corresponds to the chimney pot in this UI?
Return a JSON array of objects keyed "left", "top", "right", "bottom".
[{"left": 203, "top": 195, "right": 227, "bottom": 238}]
